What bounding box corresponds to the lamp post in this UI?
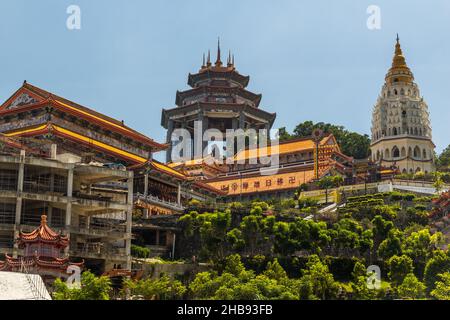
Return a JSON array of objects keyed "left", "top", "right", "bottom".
[{"left": 312, "top": 129, "right": 324, "bottom": 181}]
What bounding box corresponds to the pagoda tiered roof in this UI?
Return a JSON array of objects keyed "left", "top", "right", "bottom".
[
  {"left": 0, "top": 255, "right": 83, "bottom": 271},
  {"left": 162, "top": 102, "right": 276, "bottom": 127},
  {"left": 0, "top": 215, "right": 83, "bottom": 274},
  {"left": 187, "top": 39, "right": 250, "bottom": 88},
  {"left": 18, "top": 215, "right": 69, "bottom": 248},
  {"left": 188, "top": 69, "right": 250, "bottom": 88},
  {"left": 175, "top": 86, "right": 262, "bottom": 107}
]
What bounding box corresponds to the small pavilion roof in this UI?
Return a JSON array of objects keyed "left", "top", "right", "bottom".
[{"left": 18, "top": 215, "right": 69, "bottom": 248}]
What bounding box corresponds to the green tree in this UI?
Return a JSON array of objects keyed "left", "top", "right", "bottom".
[
  {"left": 397, "top": 273, "right": 426, "bottom": 299},
  {"left": 351, "top": 275, "right": 378, "bottom": 300},
  {"left": 433, "top": 172, "right": 445, "bottom": 194},
  {"left": 430, "top": 272, "right": 450, "bottom": 300},
  {"left": 387, "top": 255, "right": 414, "bottom": 285},
  {"left": 300, "top": 255, "right": 339, "bottom": 300},
  {"left": 437, "top": 144, "right": 450, "bottom": 169},
  {"left": 402, "top": 228, "right": 442, "bottom": 275},
  {"left": 278, "top": 127, "right": 292, "bottom": 142},
  {"left": 377, "top": 229, "right": 402, "bottom": 260},
  {"left": 317, "top": 175, "right": 341, "bottom": 204},
  {"left": 53, "top": 271, "right": 112, "bottom": 300},
  {"left": 123, "top": 275, "right": 186, "bottom": 300},
  {"left": 424, "top": 250, "right": 450, "bottom": 293},
  {"left": 189, "top": 256, "right": 300, "bottom": 300}
]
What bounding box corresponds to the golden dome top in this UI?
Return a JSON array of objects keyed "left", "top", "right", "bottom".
[{"left": 385, "top": 35, "right": 414, "bottom": 85}]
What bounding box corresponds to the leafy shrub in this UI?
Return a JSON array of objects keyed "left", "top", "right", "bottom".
[{"left": 131, "top": 244, "right": 150, "bottom": 258}]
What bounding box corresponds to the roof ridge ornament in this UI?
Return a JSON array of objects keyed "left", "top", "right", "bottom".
[{"left": 215, "top": 37, "right": 222, "bottom": 67}]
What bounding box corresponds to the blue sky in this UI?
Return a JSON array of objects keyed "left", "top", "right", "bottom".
[{"left": 0, "top": 0, "right": 449, "bottom": 160}]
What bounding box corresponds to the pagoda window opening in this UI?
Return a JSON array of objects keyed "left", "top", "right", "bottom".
[
  {"left": 392, "top": 146, "right": 400, "bottom": 158},
  {"left": 422, "top": 149, "right": 427, "bottom": 160},
  {"left": 394, "top": 89, "right": 398, "bottom": 95},
  {"left": 393, "top": 127, "right": 398, "bottom": 135},
  {"left": 385, "top": 148, "right": 390, "bottom": 159},
  {"left": 413, "top": 146, "right": 421, "bottom": 159},
  {"left": 414, "top": 127, "right": 418, "bottom": 135},
  {"left": 401, "top": 147, "right": 406, "bottom": 157}
]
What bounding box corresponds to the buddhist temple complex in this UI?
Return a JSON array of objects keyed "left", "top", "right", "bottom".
[{"left": 0, "top": 37, "right": 440, "bottom": 284}]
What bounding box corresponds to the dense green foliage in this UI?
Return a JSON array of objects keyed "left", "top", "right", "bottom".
[
  {"left": 174, "top": 193, "right": 449, "bottom": 300},
  {"left": 123, "top": 275, "right": 186, "bottom": 300},
  {"left": 53, "top": 271, "right": 112, "bottom": 300},
  {"left": 54, "top": 190, "right": 449, "bottom": 300},
  {"left": 436, "top": 144, "right": 450, "bottom": 170},
  {"left": 131, "top": 244, "right": 151, "bottom": 258}
]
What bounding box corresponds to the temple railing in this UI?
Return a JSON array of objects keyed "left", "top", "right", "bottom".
[
  {"left": 69, "top": 225, "right": 126, "bottom": 238},
  {"left": 71, "top": 243, "right": 127, "bottom": 259},
  {"left": 134, "top": 193, "right": 184, "bottom": 211}
]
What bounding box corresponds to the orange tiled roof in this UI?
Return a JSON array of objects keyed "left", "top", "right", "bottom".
[
  {"left": 19, "top": 215, "right": 68, "bottom": 247},
  {"left": 1, "top": 255, "right": 83, "bottom": 270},
  {"left": 234, "top": 135, "right": 334, "bottom": 161},
  {"left": 0, "top": 82, "right": 167, "bottom": 151},
  {"left": 168, "top": 155, "right": 224, "bottom": 169}
]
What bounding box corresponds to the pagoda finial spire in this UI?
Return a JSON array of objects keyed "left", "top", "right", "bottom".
[
  {"left": 227, "top": 50, "right": 232, "bottom": 67},
  {"left": 202, "top": 53, "right": 206, "bottom": 68},
  {"left": 207, "top": 50, "right": 211, "bottom": 67},
  {"left": 215, "top": 37, "right": 222, "bottom": 67},
  {"left": 392, "top": 34, "right": 407, "bottom": 68},
  {"left": 385, "top": 34, "right": 414, "bottom": 84}
]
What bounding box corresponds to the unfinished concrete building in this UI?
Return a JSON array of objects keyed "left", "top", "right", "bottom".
[{"left": 0, "top": 144, "right": 133, "bottom": 274}]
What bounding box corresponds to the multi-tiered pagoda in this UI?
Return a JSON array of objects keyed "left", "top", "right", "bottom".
[
  {"left": 0, "top": 215, "right": 83, "bottom": 280},
  {"left": 161, "top": 40, "right": 276, "bottom": 162}
]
